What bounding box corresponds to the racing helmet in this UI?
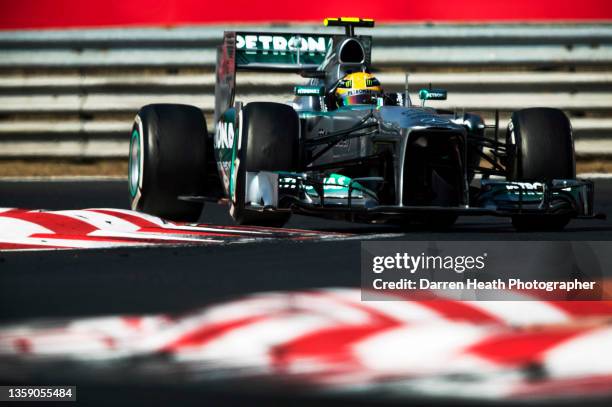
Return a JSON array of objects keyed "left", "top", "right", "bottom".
[{"left": 335, "top": 72, "right": 382, "bottom": 107}]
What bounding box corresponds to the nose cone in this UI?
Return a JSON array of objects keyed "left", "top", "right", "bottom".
[{"left": 378, "top": 106, "right": 462, "bottom": 131}]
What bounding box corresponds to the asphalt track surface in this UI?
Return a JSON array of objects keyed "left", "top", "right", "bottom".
[{"left": 1, "top": 179, "right": 612, "bottom": 406}]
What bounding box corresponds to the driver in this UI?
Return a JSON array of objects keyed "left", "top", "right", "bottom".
[{"left": 334, "top": 71, "right": 383, "bottom": 107}]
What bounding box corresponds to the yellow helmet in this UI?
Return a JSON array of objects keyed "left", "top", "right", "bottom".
[{"left": 335, "top": 72, "right": 382, "bottom": 107}]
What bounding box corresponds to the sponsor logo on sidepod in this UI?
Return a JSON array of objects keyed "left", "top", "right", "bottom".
[{"left": 215, "top": 121, "right": 235, "bottom": 150}]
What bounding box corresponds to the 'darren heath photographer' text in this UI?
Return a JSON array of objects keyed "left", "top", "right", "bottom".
[{"left": 370, "top": 252, "right": 596, "bottom": 292}]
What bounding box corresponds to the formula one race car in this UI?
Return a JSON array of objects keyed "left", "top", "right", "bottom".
[{"left": 128, "top": 17, "right": 600, "bottom": 231}]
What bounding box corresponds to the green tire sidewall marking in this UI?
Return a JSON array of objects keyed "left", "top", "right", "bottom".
[{"left": 128, "top": 129, "right": 140, "bottom": 198}]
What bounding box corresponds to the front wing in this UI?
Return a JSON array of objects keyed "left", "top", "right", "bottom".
[{"left": 241, "top": 171, "right": 600, "bottom": 223}]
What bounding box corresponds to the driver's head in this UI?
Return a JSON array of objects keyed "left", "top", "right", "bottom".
[{"left": 335, "top": 72, "right": 382, "bottom": 107}]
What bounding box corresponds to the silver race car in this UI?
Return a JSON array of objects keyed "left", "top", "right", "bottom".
[{"left": 128, "top": 17, "right": 601, "bottom": 231}]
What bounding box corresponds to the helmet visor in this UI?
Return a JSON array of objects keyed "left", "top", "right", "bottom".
[{"left": 341, "top": 90, "right": 378, "bottom": 106}]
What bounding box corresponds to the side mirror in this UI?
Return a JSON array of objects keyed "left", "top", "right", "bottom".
[
  {"left": 294, "top": 86, "right": 325, "bottom": 97},
  {"left": 418, "top": 88, "right": 447, "bottom": 101}
]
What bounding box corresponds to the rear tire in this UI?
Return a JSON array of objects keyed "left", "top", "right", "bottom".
[
  {"left": 230, "top": 102, "right": 300, "bottom": 227},
  {"left": 506, "top": 108, "right": 575, "bottom": 231},
  {"left": 129, "top": 104, "right": 207, "bottom": 222}
]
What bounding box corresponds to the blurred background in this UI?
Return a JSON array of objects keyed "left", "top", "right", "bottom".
[{"left": 0, "top": 0, "right": 611, "bottom": 177}]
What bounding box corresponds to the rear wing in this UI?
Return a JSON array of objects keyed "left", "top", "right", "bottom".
[{"left": 214, "top": 31, "right": 371, "bottom": 123}]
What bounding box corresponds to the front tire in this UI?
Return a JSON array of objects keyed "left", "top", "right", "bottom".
[
  {"left": 506, "top": 108, "right": 575, "bottom": 231},
  {"left": 129, "top": 104, "right": 207, "bottom": 222},
  {"left": 230, "top": 102, "right": 300, "bottom": 227}
]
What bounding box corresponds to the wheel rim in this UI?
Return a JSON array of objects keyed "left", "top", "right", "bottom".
[{"left": 128, "top": 129, "right": 140, "bottom": 198}]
